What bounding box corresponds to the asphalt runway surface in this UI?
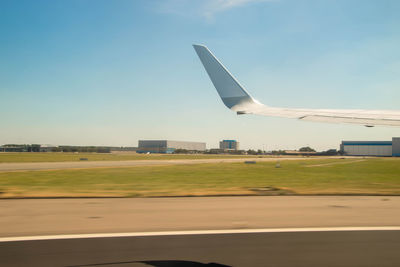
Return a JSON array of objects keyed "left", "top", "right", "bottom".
[
  {"left": 2, "top": 196, "right": 400, "bottom": 266},
  {"left": 1, "top": 230, "right": 400, "bottom": 267},
  {"left": 0, "top": 157, "right": 330, "bottom": 172}
]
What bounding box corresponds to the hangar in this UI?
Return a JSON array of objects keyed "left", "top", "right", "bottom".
[
  {"left": 341, "top": 137, "right": 400, "bottom": 157},
  {"left": 137, "top": 140, "right": 206, "bottom": 154}
]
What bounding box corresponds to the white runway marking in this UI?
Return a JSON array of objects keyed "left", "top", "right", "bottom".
[{"left": 1, "top": 226, "right": 400, "bottom": 242}]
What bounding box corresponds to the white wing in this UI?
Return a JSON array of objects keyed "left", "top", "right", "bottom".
[{"left": 193, "top": 44, "right": 400, "bottom": 127}]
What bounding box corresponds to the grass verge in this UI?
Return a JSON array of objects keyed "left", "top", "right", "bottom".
[{"left": 0, "top": 158, "right": 399, "bottom": 198}]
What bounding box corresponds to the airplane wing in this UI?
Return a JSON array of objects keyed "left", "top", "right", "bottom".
[{"left": 193, "top": 44, "right": 400, "bottom": 127}]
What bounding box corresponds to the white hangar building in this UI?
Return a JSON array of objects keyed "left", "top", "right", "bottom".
[
  {"left": 341, "top": 137, "right": 400, "bottom": 157},
  {"left": 137, "top": 140, "right": 206, "bottom": 154}
]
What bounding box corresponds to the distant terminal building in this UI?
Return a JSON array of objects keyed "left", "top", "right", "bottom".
[
  {"left": 39, "top": 144, "right": 57, "bottom": 152},
  {"left": 137, "top": 140, "right": 206, "bottom": 154},
  {"left": 219, "top": 140, "right": 239, "bottom": 150},
  {"left": 341, "top": 137, "right": 400, "bottom": 157},
  {"left": 0, "top": 144, "right": 41, "bottom": 152}
]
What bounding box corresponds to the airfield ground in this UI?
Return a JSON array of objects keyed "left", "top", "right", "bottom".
[
  {"left": 0, "top": 156, "right": 399, "bottom": 198},
  {"left": 1, "top": 154, "right": 400, "bottom": 267}
]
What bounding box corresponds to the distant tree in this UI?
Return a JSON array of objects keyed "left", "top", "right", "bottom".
[
  {"left": 96, "top": 147, "right": 111, "bottom": 153},
  {"left": 174, "top": 149, "right": 189, "bottom": 154},
  {"left": 271, "top": 150, "right": 286, "bottom": 155},
  {"left": 299, "top": 146, "right": 316, "bottom": 152},
  {"left": 319, "top": 149, "right": 338, "bottom": 156},
  {"left": 229, "top": 150, "right": 246, "bottom": 155},
  {"left": 247, "top": 149, "right": 257, "bottom": 155}
]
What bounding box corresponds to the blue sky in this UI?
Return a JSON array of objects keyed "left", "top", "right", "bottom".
[{"left": 1, "top": 0, "right": 399, "bottom": 150}]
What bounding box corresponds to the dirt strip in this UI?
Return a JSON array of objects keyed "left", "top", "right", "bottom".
[{"left": 0, "top": 196, "right": 399, "bottom": 237}]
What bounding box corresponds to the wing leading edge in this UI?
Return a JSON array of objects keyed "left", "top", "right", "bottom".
[{"left": 193, "top": 44, "right": 400, "bottom": 127}]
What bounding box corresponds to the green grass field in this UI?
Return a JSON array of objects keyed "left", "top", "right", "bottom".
[
  {"left": 0, "top": 158, "right": 399, "bottom": 198},
  {"left": 0, "top": 152, "right": 258, "bottom": 163}
]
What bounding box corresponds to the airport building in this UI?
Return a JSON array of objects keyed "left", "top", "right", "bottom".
[
  {"left": 219, "top": 140, "right": 239, "bottom": 150},
  {"left": 137, "top": 140, "right": 206, "bottom": 154},
  {"left": 39, "top": 144, "right": 57, "bottom": 152},
  {"left": 0, "top": 144, "right": 41, "bottom": 152},
  {"left": 341, "top": 137, "right": 400, "bottom": 157}
]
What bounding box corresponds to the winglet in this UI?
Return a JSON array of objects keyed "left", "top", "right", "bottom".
[{"left": 193, "top": 44, "right": 259, "bottom": 112}]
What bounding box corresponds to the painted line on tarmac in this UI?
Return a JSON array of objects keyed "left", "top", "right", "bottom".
[{"left": 1, "top": 226, "right": 400, "bottom": 242}]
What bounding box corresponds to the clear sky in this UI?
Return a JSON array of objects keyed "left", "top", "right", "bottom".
[{"left": 1, "top": 0, "right": 399, "bottom": 150}]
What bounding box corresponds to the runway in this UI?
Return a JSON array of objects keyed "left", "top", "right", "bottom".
[
  {"left": 2, "top": 196, "right": 400, "bottom": 266},
  {"left": 1, "top": 229, "right": 400, "bottom": 267},
  {"left": 0, "top": 157, "right": 323, "bottom": 172}
]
